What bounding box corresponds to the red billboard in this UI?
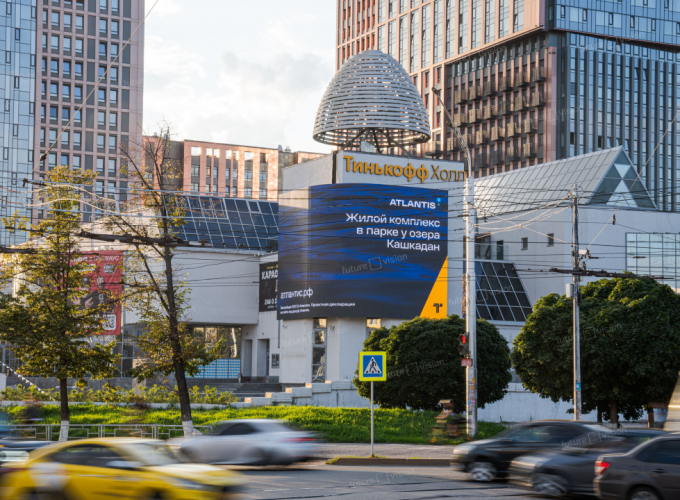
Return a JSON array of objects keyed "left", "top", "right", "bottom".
[{"left": 74, "top": 250, "right": 124, "bottom": 335}]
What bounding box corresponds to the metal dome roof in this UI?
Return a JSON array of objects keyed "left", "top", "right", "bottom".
[{"left": 313, "top": 50, "right": 431, "bottom": 150}]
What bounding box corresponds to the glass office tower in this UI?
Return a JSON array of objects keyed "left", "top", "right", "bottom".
[
  {"left": 0, "top": 0, "right": 37, "bottom": 246},
  {"left": 337, "top": 0, "right": 680, "bottom": 211}
]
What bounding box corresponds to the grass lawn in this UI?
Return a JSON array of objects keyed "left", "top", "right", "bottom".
[{"left": 0, "top": 404, "right": 506, "bottom": 445}]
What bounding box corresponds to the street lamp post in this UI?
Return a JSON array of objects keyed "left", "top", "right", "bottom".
[{"left": 432, "top": 87, "right": 477, "bottom": 436}]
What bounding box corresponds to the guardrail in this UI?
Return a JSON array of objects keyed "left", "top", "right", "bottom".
[{"left": 3, "top": 424, "right": 213, "bottom": 442}]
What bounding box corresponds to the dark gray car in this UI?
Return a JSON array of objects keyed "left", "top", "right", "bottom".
[
  {"left": 595, "top": 434, "right": 680, "bottom": 500},
  {"left": 452, "top": 420, "right": 613, "bottom": 481},
  {"left": 510, "top": 429, "right": 665, "bottom": 496}
]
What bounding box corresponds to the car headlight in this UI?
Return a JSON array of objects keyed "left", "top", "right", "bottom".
[{"left": 171, "top": 477, "right": 213, "bottom": 491}]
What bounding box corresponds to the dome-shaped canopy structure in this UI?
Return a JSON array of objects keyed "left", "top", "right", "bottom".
[{"left": 313, "top": 50, "right": 431, "bottom": 151}]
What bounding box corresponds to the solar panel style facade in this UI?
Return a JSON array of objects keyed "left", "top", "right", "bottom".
[
  {"left": 167, "top": 194, "right": 279, "bottom": 252},
  {"left": 475, "top": 261, "right": 533, "bottom": 322}
]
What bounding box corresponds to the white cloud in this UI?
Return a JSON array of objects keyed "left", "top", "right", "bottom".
[{"left": 143, "top": 1, "right": 335, "bottom": 153}]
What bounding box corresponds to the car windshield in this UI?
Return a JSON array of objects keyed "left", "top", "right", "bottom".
[
  {"left": 258, "top": 422, "right": 296, "bottom": 433},
  {"left": 127, "top": 443, "right": 180, "bottom": 466}
]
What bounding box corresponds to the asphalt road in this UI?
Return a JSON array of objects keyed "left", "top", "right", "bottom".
[{"left": 238, "top": 465, "right": 547, "bottom": 500}]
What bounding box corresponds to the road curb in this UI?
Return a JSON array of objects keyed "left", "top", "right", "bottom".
[{"left": 330, "top": 458, "right": 451, "bottom": 466}]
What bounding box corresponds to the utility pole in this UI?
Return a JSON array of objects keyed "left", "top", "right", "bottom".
[
  {"left": 431, "top": 87, "right": 477, "bottom": 436},
  {"left": 572, "top": 185, "right": 582, "bottom": 421}
]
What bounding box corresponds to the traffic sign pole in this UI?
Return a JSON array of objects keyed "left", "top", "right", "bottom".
[
  {"left": 358, "top": 352, "right": 386, "bottom": 458},
  {"left": 370, "top": 381, "right": 374, "bottom": 457}
]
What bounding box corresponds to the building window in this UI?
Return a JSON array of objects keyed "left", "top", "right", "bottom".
[
  {"left": 64, "top": 37, "right": 72, "bottom": 53},
  {"left": 99, "top": 42, "right": 107, "bottom": 58},
  {"left": 76, "top": 39, "right": 83, "bottom": 55},
  {"left": 75, "top": 86, "right": 82, "bottom": 100},
  {"left": 312, "top": 318, "right": 327, "bottom": 382},
  {"left": 98, "top": 111, "right": 106, "bottom": 127},
  {"left": 51, "top": 35, "right": 59, "bottom": 51},
  {"left": 191, "top": 183, "right": 199, "bottom": 192},
  {"left": 75, "top": 62, "right": 83, "bottom": 77},
  {"left": 97, "top": 158, "right": 105, "bottom": 174},
  {"left": 64, "top": 14, "right": 72, "bottom": 29},
  {"left": 76, "top": 15, "right": 84, "bottom": 30},
  {"left": 73, "top": 132, "right": 81, "bottom": 148},
  {"left": 548, "top": 233, "right": 554, "bottom": 246},
  {"left": 63, "top": 61, "right": 71, "bottom": 76},
  {"left": 513, "top": 0, "right": 524, "bottom": 31},
  {"left": 111, "top": 21, "right": 119, "bottom": 37},
  {"left": 259, "top": 188, "right": 267, "bottom": 199},
  {"left": 98, "top": 89, "right": 106, "bottom": 104},
  {"left": 73, "top": 155, "right": 81, "bottom": 170},
  {"left": 191, "top": 165, "right": 199, "bottom": 177},
  {"left": 259, "top": 171, "right": 267, "bottom": 182},
  {"left": 100, "top": 19, "right": 107, "bottom": 35},
  {"left": 110, "top": 89, "right": 118, "bottom": 104},
  {"left": 244, "top": 170, "right": 252, "bottom": 181},
  {"left": 109, "top": 159, "right": 116, "bottom": 176},
  {"left": 97, "top": 134, "right": 105, "bottom": 150},
  {"left": 109, "top": 112, "right": 117, "bottom": 128},
  {"left": 521, "top": 237, "right": 528, "bottom": 250},
  {"left": 244, "top": 187, "right": 252, "bottom": 198},
  {"left": 50, "top": 83, "right": 58, "bottom": 97}
]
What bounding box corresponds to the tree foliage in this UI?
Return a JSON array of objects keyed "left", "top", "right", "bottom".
[
  {"left": 101, "top": 124, "right": 222, "bottom": 435},
  {"left": 353, "top": 315, "right": 512, "bottom": 411},
  {"left": 0, "top": 166, "right": 120, "bottom": 439},
  {"left": 511, "top": 278, "right": 680, "bottom": 422}
]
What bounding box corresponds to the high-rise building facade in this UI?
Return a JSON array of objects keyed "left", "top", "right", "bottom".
[
  {"left": 336, "top": 0, "right": 680, "bottom": 211},
  {"left": 28, "top": 0, "right": 144, "bottom": 227},
  {"left": 146, "top": 138, "right": 324, "bottom": 201},
  {"left": 1, "top": 1, "right": 38, "bottom": 246}
]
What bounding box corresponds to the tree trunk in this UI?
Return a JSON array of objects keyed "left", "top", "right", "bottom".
[
  {"left": 597, "top": 405, "right": 603, "bottom": 424},
  {"left": 610, "top": 400, "right": 618, "bottom": 428},
  {"left": 58, "top": 378, "right": 70, "bottom": 441},
  {"left": 648, "top": 407, "right": 655, "bottom": 428},
  {"left": 163, "top": 249, "right": 194, "bottom": 436},
  {"left": 174, "top": 358, "right": 194, "bottom": 436}
]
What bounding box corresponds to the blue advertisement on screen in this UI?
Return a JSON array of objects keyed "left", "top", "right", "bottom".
[{"left": 278, "top": 183, "right": 448, "bottom": 320}]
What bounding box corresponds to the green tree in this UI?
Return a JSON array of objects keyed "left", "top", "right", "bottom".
[
  {"left": 101, "top": 125, "right": 222, "bottom": 436},
  {"left": 511, "top": 278, "right": 680, "bottom": 424},
  {"left": 0, "top": 166, "right": 120, "bottom": 440},
  {"left": 353, "top": 315, "right": 512, "bottom": 412}
]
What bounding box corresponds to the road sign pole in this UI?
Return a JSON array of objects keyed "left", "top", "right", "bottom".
[{"left": 370, "top": 381, "right": 374, "bottom": 457}]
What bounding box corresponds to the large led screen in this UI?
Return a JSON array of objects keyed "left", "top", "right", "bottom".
[{"left": 278, "top": 183, "right": 448, "bottom": 320}]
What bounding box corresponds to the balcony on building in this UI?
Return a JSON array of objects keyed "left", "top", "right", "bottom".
[
  {"left": 454, "top": 88, "right": 469, "bottom": 105},
  {"left": 475, "top": 152, "right": 489, "bottom": 169},
  {"left": 491, "top": 126, "right": 505, "bottom": 142},
  {"left": 490, "top": 149, "right": 504, "bottom": 165},
  {"left": 506, "top": 121, "right": 520, "bottom": 138},
  {"left": 483, "top": 80, "right": 497, "bottom": 97},
  {"left": 531, "top": 66, "right": 547, "bottom": 83},
  {"left": 514, "top": 95, "right": 527, "bottom": 112},
  {"left": 476, "top": 130, "right": 489, "bottom": 146},
  {"left": 483, "top": 104, "right": 498, "bottom": 120},
  {"left": 464, "top": 133, "right": 475, "bottom": 148},
  {"left": 530, "top": 90, "right": 545, "bottom": 107},
  {"left": 499, "top": 100, "right": 513, "bottom": 116},
  {"left": 507, "top": 145, "right": 519, "bottom": 161},
  {"left": 523, "top": 142, "right": 537, "bottom": 158},
  {"left": 468, "top": 108, "right": 482, "bottom": 124},
  {"left": 424, "top": 139, "right": 443, "bottom": 158},
  {"left": 515, "top": 70, "right": 530, "bottom": 87},
  {"left": 522, "top": 118, "right": 537, "bottom": 134},
  {"left": 446, "top": 136, "right": 460, "bottom": 152},
  {"left": 498, "top": 76, "right": 510, "bottom": 93},
  {"left": 453, "top": 111, "right": 468, "bottom": 127},
  {"left": 469, "top": 85, "right": 482, "bottom": 101}
]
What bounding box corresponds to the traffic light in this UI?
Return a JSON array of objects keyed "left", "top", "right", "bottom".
[{"left": 458, "top": 333, "right": 469, "bottom": 357}]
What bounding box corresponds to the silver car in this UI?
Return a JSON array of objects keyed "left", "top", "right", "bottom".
[{"left": 172, "top": 419, "right": 318, "bottom": 465}]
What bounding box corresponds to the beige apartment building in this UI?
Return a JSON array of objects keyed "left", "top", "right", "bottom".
[
  {"left": 148, "top": 138, "right": 324, "bottom": 201},
  {"left": 34, "top": 0, "right": 144, "bottom": 220}
]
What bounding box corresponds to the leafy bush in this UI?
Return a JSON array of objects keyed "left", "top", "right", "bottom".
[{"left": 0, "top": 384, "right": 238, "bottom": 406}]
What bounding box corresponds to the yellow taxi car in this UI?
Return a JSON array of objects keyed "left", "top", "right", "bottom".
[{"left": 0, "top": 438, "right": 243, "bottom": 500}]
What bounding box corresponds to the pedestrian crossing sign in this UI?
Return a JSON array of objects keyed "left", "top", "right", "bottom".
[{"left": 359, "top": 351, "right": 387, "bottom": 381}]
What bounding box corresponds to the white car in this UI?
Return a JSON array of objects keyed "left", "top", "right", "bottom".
[{"left": 172, "top": 419, "right": 318, "bottom": 465}]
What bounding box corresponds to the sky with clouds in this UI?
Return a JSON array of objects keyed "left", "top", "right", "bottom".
[{"left": 143, "top": 0, "right": 336, "bottom": 154}]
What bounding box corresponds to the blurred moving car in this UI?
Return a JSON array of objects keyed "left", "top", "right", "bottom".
[
  {"left": 595, "top": 434, "right": 680, "bottom": 500},
  {"left": 0, "top": 438, "right": 242, "bottom": 500},
  {"left": 0, "top": 439, "right": 52, "bottom": 464},
  {"left": 452, "top": 419, "right": 613, "bottom": 481},
  {"left": 173, "top": 419, "right": 318, "bottom": 465},
  {"left": 510, "top": 428, "right": 665, "bottom": 496}
]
